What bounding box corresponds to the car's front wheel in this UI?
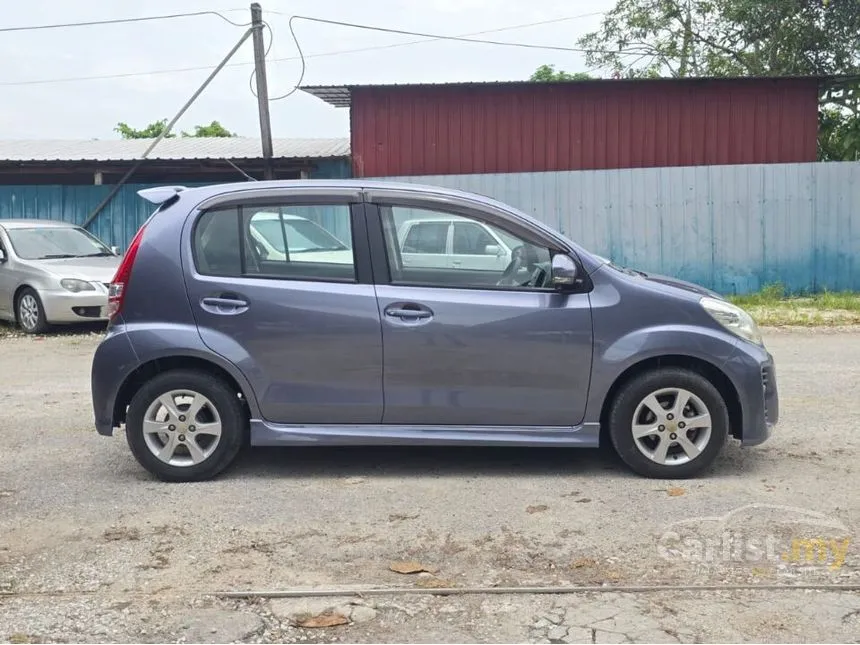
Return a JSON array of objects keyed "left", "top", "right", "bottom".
[
  {"left": 17, "top": 287, "right": 49, "bottom": 334},
  {"left": 608, "top": 367, "right": 729, "bottom": 478},
  {"left": 125, "top": 370, "right": 246, "bottom": 482}
]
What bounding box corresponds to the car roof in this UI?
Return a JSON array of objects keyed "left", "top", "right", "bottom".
[
  {"left": 146, "top": 179, "right": 504, "bottom": 210},
  {"left": 0, "top": 219, "right": 79, "bottom": 230}
]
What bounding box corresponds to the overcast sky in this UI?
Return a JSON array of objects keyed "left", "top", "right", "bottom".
[{"left": 0, "top": 0, "right": 616, "bottom": 141}]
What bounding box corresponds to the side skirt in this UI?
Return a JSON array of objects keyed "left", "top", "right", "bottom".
[{"left": 250, "top": 422, "right": 601, "bottom": 447}]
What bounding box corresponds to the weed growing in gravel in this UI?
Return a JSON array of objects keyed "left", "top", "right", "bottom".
[{"left": 729, "top": 284, "right": 860, "bottom": 326}]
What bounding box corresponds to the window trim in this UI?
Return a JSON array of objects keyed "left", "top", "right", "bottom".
[
  {"left": 365, "top": 200, "right": 588, "bottom": 294},
  {"left": 189, "top": 199, "right": 373, "bottom": 285}
]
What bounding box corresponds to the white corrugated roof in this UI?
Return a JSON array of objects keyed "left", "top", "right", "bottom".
[{"left": 0, "top": 137, "right": 350, "bottom": 162}]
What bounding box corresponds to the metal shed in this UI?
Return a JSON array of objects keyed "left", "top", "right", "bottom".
[
  {"left": 0, "top": 137, "right": 351, "bottom": 185},
  {"left": 302, "top": 77, "right": 823, "bottom": 177}
]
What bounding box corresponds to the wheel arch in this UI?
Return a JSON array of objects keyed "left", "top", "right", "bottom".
[
  {"left": 112, "top": 355, "right": 252, "bottom": 428},
  {"left": 598, "top": 355, "right": 743, "bottom": 442}
]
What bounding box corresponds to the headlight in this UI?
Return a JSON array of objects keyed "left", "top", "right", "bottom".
[
  {"left": 700, "top": 297, "right": 763, "bottom": 346},
  {"left": 60, "top": 278, "right": 96, "bottom": 293}
]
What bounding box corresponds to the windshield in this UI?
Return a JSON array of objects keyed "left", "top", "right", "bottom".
[
  {"left": 7, "top": 226, "right": 113, "bottom": 260},
  {"left": 251, "top": 218, "right": 347, "bottom": 253}
]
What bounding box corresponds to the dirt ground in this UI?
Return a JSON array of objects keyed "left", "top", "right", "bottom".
[{"left": 0, "top": 326, "right": 859, "bottom": 643}]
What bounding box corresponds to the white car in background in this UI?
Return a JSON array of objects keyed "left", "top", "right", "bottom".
[
  {"left": 397, "top": 217, "right": 520, "bottom": 271},
  {"left": 248, "top": 212, "right": 353, "bottom": 264}
]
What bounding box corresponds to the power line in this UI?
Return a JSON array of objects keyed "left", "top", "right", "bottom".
[
  {"left": 0, "top": 11, "right": 607, "bottom": 87},
  {"left": 261, "top": 11, "right": 622, "bottom": 101},
  {"left": 288, "top": 14, "right": 635, "bottom": 55},
  {"left": 0, "top": 10, "right": 249, "bottom": 33}
]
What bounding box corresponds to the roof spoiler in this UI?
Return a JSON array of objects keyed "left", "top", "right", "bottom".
[{"left": 137, "top": 186, "right": 187, "bottom": 205}]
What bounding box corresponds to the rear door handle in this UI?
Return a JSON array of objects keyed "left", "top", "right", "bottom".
[{"left": 201, "top": 295, "right": 249, "bottom": 315}]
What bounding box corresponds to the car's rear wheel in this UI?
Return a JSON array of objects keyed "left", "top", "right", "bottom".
[
  {"left": 17, "top": 288, "right": 49, "bottom": 334},
  {"left": 125, "top": 370, "right": 246, "bottom": 482},
  {"left": 608, "top": 367, "right": 729, "bottom": 478}
]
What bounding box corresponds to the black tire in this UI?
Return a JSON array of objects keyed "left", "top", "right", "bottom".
[
  {"left": 16, "top": 287, "right": 49, "bottom": 334},
  {"left": 125, "top": 370, "right": 246, "bottom": 482},
  {"left": 608, "top": 367, "right": 729, "bottom": 479}
]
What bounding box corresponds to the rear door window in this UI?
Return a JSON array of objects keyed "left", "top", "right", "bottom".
[{"left": 192, "top": 204, "right": 357, "bottom": 281}]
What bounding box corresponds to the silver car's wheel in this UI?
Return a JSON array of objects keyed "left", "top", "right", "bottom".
[
  {"left": 17, "top": 288, "right": 48, "bottom": 334},
  {"left": 631, "top": 387, "right": 713, "bottom": 466},
  {"left": 142, "top": 389, "right": 223, "bottom": 467}
]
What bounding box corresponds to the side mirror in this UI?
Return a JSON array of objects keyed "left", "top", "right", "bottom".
[
  {"left": 484, "top": 244, "right": 503, "bottom": 256},
  {"left": 0, "top": 248, "right": 6, "bottom": 263},
  {"left": 551, "top": 254, "right": 578, "bottom": 289},
  {"left": 110, "top": 246, "right": 121, "bottom": 255}
]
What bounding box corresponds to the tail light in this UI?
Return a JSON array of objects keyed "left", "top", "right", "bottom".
[{"left": 107, "top": 224, "right": 147, "bottom": 320}]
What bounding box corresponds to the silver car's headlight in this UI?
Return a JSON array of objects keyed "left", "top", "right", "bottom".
[
  {"left": 700, "top": 296, "right": 763, "bottom": 346},
  {"left": 60, "top": 278, "right": 96, "bottom": 293}
]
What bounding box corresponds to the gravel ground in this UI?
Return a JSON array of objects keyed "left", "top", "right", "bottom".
[{"left": 0, "top": 326, "right": 859, "bottom": 643}]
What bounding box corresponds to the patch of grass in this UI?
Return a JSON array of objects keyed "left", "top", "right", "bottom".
[{"left": 729, "top": 284, "right": 860, "bottom": 327}]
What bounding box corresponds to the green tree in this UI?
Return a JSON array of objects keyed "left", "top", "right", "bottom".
[
  {"left": 180, "top": 120, "right": 236, "bottom": 138},
  {"left": 115, "top": 119, "right": 175, "bottom": 139},
  {"left": 576, "top": 0, "right": 860, "bottom": 79},
  {"left": 530, "top": 64, "right": 593, "bottom": 81},
  {"left": 115, "top": 119, "right": 237, "bottom": 139},
  {"left": 819, "top": 107, "right": 860, "bottom": 161}
]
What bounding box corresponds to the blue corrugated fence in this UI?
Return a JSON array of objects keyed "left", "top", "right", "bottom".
[{"left": 1, "top": 161, "right": 857, "bottom": 294}]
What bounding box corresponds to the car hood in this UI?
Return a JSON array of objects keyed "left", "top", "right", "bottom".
[
  {"left": 639, "top": 271, "right": 723, "bottom": 299},
  {"left": 592, "top": 255, "right": 723, "bottom": 300},
  {"left": 35, "top": 256, "right": 121, "bottom": 283}
]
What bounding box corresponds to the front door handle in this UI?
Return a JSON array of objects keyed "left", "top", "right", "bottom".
[
  {"left": 384, "top": 303, "right": 433, "bottom": 322},
  {"left": 386, "top": 308, "right": 432, "bottom": 319}
]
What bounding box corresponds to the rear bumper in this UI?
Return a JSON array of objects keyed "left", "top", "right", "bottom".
[
  {"left": 91, "top": 324, "right": 139, "bottom": 436},
  {"left": 41, "top": 288, "right": 109, "bottom": 323},
  {"left": 724, "top": 341, "right": 779, "bottom": 446}
]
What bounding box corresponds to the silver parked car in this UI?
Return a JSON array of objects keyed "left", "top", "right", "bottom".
[{"left": 0, "top": 219, "right": 121, "bottom": 334}]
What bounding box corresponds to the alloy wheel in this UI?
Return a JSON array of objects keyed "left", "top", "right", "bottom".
[
  {"left": 142, "top": 389, "right": 223, "bottom": 467},
  {"left": 631, "top": 387, "right": 713, "bottom": 466},
  {"left": 18, "top": 294, "right": 40, "bottom": 332}
]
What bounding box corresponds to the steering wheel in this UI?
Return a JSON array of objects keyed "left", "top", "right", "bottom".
[{"left": 497, "top": 245, "right": 536, "bottom": 287}]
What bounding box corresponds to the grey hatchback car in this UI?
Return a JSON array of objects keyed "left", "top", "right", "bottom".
[{"left": 91, "top": 180, "right": 778, "bottom": 482}]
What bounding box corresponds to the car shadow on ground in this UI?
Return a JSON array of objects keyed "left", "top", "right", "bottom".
[
  {"left": 220, "top": 443, "right": 637, "bottom": 480},
  {"left": 103, "top": 435, "right": 762, "bottom": 483},
  {"left": 215, "top": 440, "right": 762, "bottom": 482}
]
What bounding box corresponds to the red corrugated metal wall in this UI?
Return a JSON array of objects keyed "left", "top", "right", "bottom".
[{"left": 350, "top": 79, "right": 819, "bottom": 177}]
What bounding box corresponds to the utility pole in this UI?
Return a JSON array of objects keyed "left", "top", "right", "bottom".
[{"left": 251, "top": 2, "right": 274, "bottom": 180}]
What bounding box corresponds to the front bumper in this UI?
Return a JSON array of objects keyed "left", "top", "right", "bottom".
[
  {"left": 41, "top": 288, "right": 109, "bottom": 323},
  {"left": 724, "top": 341, "right": 779, "bottom": 446}
]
